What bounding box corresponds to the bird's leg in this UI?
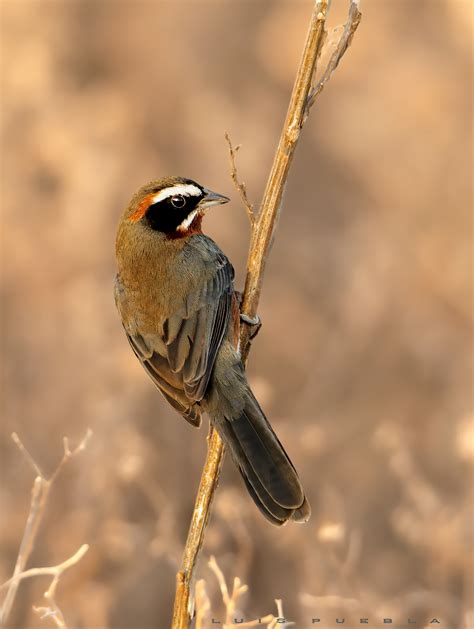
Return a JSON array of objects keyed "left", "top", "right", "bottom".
[
  {"left": 240, "top": 313, "right": 261, "bottom": 340},
  {"left": 206, "top": 419, "right": 214, "bottom": 443},
  {"left": 234, "top": 290, "right": 262, "bottom": 339},
  {"left": 235, "top": 291, "right": 262, "bottom": 340}
]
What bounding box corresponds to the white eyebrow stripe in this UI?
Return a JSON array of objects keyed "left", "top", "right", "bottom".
[{"left": 152, "top": 184, "right": 202, "bottom": 204}]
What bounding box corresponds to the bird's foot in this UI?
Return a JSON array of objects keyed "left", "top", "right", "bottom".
[{"left": 240, "top": 313, "right": 262, "bottom": 340}]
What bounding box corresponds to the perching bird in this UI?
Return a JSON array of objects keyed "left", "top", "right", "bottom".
[{"left": 114, "top": 177, "right": 310, "bottom": 525}]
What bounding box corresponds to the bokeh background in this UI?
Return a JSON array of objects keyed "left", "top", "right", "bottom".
[{"left": 1, "top": 1, "right": 472, "bottom": 627}]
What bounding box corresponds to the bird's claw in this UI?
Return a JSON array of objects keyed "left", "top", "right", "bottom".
[
  {"left": 240, "top": 313, "right": 262, "bottom": 340},
  {"left": 240, "top": 313, "right": 260, "bottom": 326}
]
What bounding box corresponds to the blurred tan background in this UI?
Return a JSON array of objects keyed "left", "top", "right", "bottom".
[{"left": 1, "top": 1, "right": 472, "bottom": 627}]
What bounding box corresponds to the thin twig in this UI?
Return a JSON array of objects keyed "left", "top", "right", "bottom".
[
  {"left": 208, "top": 555, "right": 231, "bottom": 609},
  {"left": 11, "top": 432, "right": 45, "bottom": 478},
  {"left": 224, "top": 132, "right": 255, "bottom": 226},
  {"left": 1, "top": 545, "right": 89, "bottom": 592},
  {"left": 207, "top": 556, "right": 275, "bottom": 628},
  {"left": 267, "top": 599, "right": 294, "bottom": 629},
  {"left": 0, "top": 430, "right": 92, "bottom": 626},
  {"left": 1, "top": 544, "right": 89, "bottom": 629},
  {"left": 0, "top": 477, "right": 49, "bottom": 627},
  {"left": 171, "top": 1, "right": 361, "bottom": 626},
  {"left": 194, "top": 579, "right": 210, "bottom": 629},
  {"left": 50, "top": 430, "right": 92, "bottom": 484},
  {"left": 35, "top": 544, "right": 88, "bottom": 629},
  {"left": 305, "top": 0, "right": 362, "bottom": 115}
]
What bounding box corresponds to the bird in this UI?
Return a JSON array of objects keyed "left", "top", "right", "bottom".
[{"left": 114, "top": 176, "right": 310, "bottom": 525}]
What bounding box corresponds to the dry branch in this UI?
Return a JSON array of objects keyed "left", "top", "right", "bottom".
[
  {"left": 306, "top": 0, "right": 362, "bottom": 114},
  {"left": 1, "top": 544, "right": 89, "bottom": 629},
  {"left": 194, "top": 579, "right": 211, "bottom": 629},
  {"left": 208, "top": 555, "right": 275, "bottom": 628},
  {"left": 172, "top": 2, "right": 361, "bottom": 626},
  {"left": 194, "top": 556, "right": 281, "bottom": 627},
  {"left": 0, "top": 430, "right": 92, "bottom": 626},
  {"left": 224, "top": 132, "right": 255, "bottom": 227}
]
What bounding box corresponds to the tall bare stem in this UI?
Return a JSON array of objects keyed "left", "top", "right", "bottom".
[{"left": 171, "top": 2, "right": 361, "bottom": 626}]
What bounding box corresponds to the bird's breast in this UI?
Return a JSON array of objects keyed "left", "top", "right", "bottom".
[{"left": 115, "top": 231, "right": 209, "bottom": 336}]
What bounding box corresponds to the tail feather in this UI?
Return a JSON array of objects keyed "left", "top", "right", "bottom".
[
  {"left": 218, "top": 418, "right": 292, "bottom": 525},
  {"left": 240, "top": 472, "right": 289, "bottom": 526},
  {"left": 213, "top": 390, "right": 310, "bottom": 525},
  {"left": 230, "top": 405, "right": 303, "bottom": 507},
  {"left": 292, "top": 496, "right": 311, "bottom": 523}
]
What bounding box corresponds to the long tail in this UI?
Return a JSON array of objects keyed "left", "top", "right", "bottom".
[{"left": 212, "top": 386, "right": 311, "bottom": 526}]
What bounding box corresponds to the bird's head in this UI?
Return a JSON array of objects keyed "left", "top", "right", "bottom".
[{"left": 123, "top": 176, "right": 230, "bottom": 238}]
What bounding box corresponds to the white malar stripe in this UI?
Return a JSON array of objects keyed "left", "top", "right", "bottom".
[
  {"left": 176, "top": 210, "right": 198, "bottom": 232},
  {"left": 152, "top": 184, "right": 202, "bottom": 204}
]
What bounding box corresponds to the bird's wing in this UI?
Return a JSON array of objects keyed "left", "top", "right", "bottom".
[
  {"left": 119, "top": 249, "right": 235, "bottom": 410},
  {"left": 163, "top": 249, "right": 235, "bottom": 401}
]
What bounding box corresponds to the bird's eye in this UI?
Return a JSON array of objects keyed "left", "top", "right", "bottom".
[{"left": 170, "top": 195, "right": 186, "bottom": 208}]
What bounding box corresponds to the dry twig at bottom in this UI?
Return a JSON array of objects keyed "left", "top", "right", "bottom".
[
  {"left": 0, "top": 430, "right": 92, "bottom": 626},
  {"left": 1, "top": 545, "right": 89, "bottom": 629},
  {"left": 172, "top": 2, "right": 362, "bottom": 627},
  {"left": 194, "top": 556, "right": 291, "bottom": 628}
]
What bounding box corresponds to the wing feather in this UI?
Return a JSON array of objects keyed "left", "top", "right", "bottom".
[{"left": 116, "top": 243, "right": 235, "bottom": 423}]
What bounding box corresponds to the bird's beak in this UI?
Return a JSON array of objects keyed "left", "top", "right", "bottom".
[{"left": 199, "top": 188, "right": 230, "bottom": 209}]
